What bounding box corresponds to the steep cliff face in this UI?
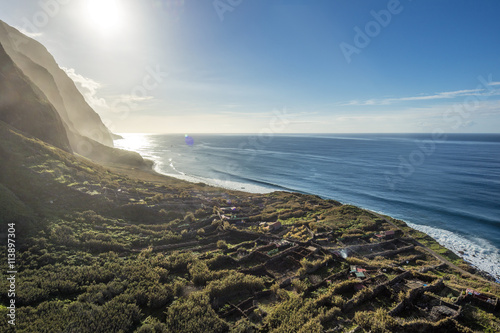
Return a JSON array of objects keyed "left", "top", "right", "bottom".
[
  {"left": 0, "top": 20, "right": 151, "bottom": 169},
  {"left": 0, "top": 43, "right": 72, "bottom": 152},
  {"left": 0, "top": 21, "right": 114, "bottom": 149}
]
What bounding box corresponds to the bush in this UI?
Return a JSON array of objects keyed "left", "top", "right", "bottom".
[
  {"left": 346, "top": 257, "right": 368, "bottom": 266},
  {"left": 207, "top": 255, "right": 237, "bottom": 270},
  {"left": 298, "top": 318, "right": 322, "bottom": 333},
  {"left": 229, "top": 318, "right": 255, "bottom": 333},
  {"left": 217, "top": 240, "right": 228, "bottom": 250},
  {"left": 195, "top": 208, "right": 208, "bottom": 217},
  {"left": 189, "top": 261, "right": 213, "bottom": 286},
  {"left": 145, "top": 284, "right": 173, "bottom": 308},
  {"left": 354, "top": 308, "right": 398, "bottom": 333},
  {"left": 164, "top": 252, "right": 196, "bottom": 274},
  {"left": 207, "top": 272, "right": 265, "bottom": 301},
  {"left": 165, "top": 293, "right": 229, "bottom": 333},
  {"left": 317, "top": 306, "right": 341, "bottom": 325},
  {"left": 265, "top": 294, "right": 321, "bottom": 333},
  {"left": 11, "top": 298, "right": 141, "bottom": 333},
  {"left": 292, "top": 279, "right": 308, "bottom": 294},
  {"left": 184, "top": 212, "right": 195, "bottom": 223},
  {"left": 136, "top": 316, "right": 168, "bottom": 333}
]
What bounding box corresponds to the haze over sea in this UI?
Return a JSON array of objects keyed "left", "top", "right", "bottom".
[{"left": 116, "top": 133, "right": 500, "bottom": 281}]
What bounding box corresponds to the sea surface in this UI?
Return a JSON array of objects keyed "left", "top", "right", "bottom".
[{"left": 115, "top": 133, "right": 500, "bottom": 281}]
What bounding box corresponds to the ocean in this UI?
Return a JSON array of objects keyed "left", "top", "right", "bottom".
[{"left": 115, "top": 133, "right": 500, "bottom": 281}]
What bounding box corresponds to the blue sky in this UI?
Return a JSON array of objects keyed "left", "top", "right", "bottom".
[{"left": 1, "top": 0, "right": 500, "bottom": 133}]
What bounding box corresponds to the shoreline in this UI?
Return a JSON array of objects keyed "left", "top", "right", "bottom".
[{"left": 107, "top": 153, "right": 500, "bottom": 284}]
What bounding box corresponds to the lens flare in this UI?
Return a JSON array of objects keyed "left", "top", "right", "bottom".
[{"left": 185, "top": 135, "right": 194, "bottom": 146}]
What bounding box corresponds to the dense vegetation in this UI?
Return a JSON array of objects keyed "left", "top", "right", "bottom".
[{"left": 1, "top": 123, "right": 499, "bottom": 332}]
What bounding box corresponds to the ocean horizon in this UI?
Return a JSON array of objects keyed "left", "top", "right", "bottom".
[{"left": 115, "top": 133, "right": 500, "bottom": 281}]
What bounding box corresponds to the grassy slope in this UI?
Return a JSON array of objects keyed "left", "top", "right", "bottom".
[{"left": 0, "top": 121, "right": 499, "bottom": 333}]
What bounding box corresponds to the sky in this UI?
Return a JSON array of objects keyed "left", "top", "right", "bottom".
[{"left": 1, "top": 0, "right": 500, "bottom": 133}]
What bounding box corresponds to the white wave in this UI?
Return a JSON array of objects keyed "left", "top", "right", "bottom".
[
  {"left": 406, "top": 222, "right": 500, "bottom": 282},
  {"left": 168, "top": 161, "right": 185, "bottom": 176}
]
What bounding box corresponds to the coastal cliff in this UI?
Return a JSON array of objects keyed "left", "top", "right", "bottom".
[
  {"left": 0, "top": 43, "right": 71, "bottom": 152},
  {"left": 0, "top": 20, "right": 152, "bottom": 168},
  {"left": 0, "top": 21, "right": 114, "bottom": 149}
]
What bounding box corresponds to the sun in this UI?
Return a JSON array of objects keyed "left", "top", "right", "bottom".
[{"left": 84, "top": 0, "right": 125, "bottom": 34}]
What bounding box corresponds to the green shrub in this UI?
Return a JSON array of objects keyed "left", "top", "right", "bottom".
[
  {"left": 265, "top": 294, "right": 321, "bottom": 333},
  {"left": 354, "top": 308, "right": 398, "bottom": 333},
  {"left": 165, "top": 293, "right": 229, "bottom": 333},
  {"left": 189, "top": 261, "right": 213, "bottom": 286},
  {"left": 207, "top": 272, "right": 264, "bottom": 301},
  {"left": 217, "top": 240, "right": 228, "bottom": 250},
  {"left": 184, "top": 212, "right": 195, "bottom": 223},
  {"left": 136, "top": 316, "right": 168, "bottom": 333}
]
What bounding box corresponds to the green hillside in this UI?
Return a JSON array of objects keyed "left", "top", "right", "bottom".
[{"left": 0, "top": 121, "right": 498, "bottom": 333}]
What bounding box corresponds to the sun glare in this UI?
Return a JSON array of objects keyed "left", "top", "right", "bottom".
[{"left": 85, "top": 0, "right": 125, "bottom": 33}]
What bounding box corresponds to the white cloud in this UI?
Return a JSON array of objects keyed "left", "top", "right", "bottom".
[
  {"left": 117, "top": 94, "right": 154, "bottom": 103},
  {"left": 62, "top": 67, "right": 108, "bottom": 109},
  {"left": 342, "top": 88, "right": 492, "bottom": 106},
  {"left": 109, "top": 100, "right": 500, "bottom": 134}
]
